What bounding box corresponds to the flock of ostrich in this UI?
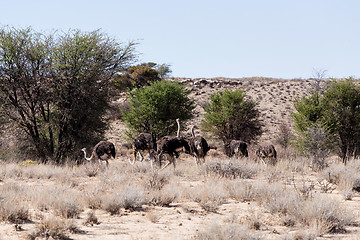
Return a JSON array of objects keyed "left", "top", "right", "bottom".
[{"left": 81, "top": 118, "right": 277, "bottom": 170}]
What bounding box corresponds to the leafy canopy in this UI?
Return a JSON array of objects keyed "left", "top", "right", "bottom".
[
  {"left": 202, "top": 89, "right": 263, "bottom": 143},
  {"left": 0, "top": 26, "right": 137, "bottom": 163},
  {"left": 292, "top": 78, "right": 360, "bottom": 162},
  {"left": 122, "top": 80, "right": 195, "bottom": 138}
]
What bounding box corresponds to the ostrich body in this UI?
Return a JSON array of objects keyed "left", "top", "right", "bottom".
[
  {"left": 156, "top": 136, "right": 191, "bottom": 169},
  {"left": 224, "top": 140, "right": 248, "bottom": 158},
  {"left": 155, "top": 118, "right": 191, "bottom": 170},
  {"left": 81, "top": 141, "right": 116, "bottom": 167},
  {"left": 130, "top": 133, "right": 157, "bottom": 168},
  {"left": 256, "top": 144, "right": 277, "bottom": 165},
  {"left": 188, "top": 125, "right": 216, "bottom": 165}
]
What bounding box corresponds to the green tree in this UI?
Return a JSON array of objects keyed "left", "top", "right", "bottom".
[
  {"left": 113, "top": 62, "right": 172, "bottom": 91},
  {"left": 0, "top": 27, "right": 137, "bottom": 163},
  {"left": 292, "top": 78, "right": 360, "bottom": 162},
  {"left": 155, "top": 63, "right": 172, "bottom": 77},
  {"left": 122, "top": 80, "right": 195, "bottom": 138},
  {"left": 202, "top": 90, "right": 263, "bottom": 143},
  {"left": 140, "top": 62, "right": 172, "bottom": 77}
]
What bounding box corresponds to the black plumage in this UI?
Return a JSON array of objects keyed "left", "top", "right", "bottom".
[
  {"left": 131, "top": 133, "right": 157, "bottom": 165},
  {"left": 188, "top": 126, "right": 216, "bottom": 165},
  {"left": 223, "top": 140, "right": 248, "bottom": 158},
  {"left": 81, "top": 141, "right": 116, "bottom": 167},
  {"left": 156, "top": 136, "right": 191, "bottom": 169},
  {"left": 256, "top": 144, "right": 277, "bottom": 165}
]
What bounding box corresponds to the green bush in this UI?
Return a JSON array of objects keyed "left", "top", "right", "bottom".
[
  {"left": 113, "top": 65, "right": 161, "bottom": 90},
  {"left": 202, "top": 90, "right": 263, "bottom": 143},
  {"left": 122, "top": 80, "right": 195, "bottom": 138},
  {"left": 292, "top": 78, "right": 360, "bottom": 162}
]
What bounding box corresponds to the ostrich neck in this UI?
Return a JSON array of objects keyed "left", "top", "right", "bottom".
[
  {"left": 82, "top": 149, "right": 93, "bottom": 161},
  {"left": 176, "top": 119, "right": 180, "bottom": 137},
  {"left": 191, "top": 126, "right": 195, "bottom": 138}
]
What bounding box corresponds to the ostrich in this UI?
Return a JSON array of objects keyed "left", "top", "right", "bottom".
[
  {"left": 81, "top": 141, "right": 116, "bottom": 167},
  {"left": 156, "top": 136, "right": 191, "bottom": 170},
  {"left": 156, "top": 118, "right": 191, "bottom": 170},
  {"left": 130, "top": 132, "right": 157, "bottom": 169},
  {"left": 223, "top": 140, "right": 248, "bottom": 158},
  {"left": 188, "top": 125, "right": 217, "bottom": 165},
  {"left": 256, "top": 144, "right": 277, "bottom": 165}
]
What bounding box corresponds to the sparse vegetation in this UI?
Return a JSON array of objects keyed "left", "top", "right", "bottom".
[{"left": 1, "top": 76, "right": 360, "bottom": 239}]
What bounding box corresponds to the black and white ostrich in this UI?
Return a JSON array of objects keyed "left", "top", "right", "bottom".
[
  {"left": 188, "top": 125, "right": 217, "bottom": 165},
  {"left": 81, "top": 141, "right": 116, "bottom": 167},
  {"left": 223, "top": 140, "right": 248, "bottom": 158},
  {"left": 130, "top": 132, "right": 157, "bottom": 169},
  {"left": 156, "top": 119, "right": 191, "bottom": 170}
]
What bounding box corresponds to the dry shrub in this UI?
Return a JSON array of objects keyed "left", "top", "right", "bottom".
[
  {"left": 321, "top": 161, "right": 360, "bottom": 193},
  {"left": 82, "top": 164, "right": 100, "bottom": 177},
  {"left": 226, "top": 180, "right": 259, "bottom": 202},
  {"left": 28, "top": 215, "right": 72, "bottom": 240},
  {"left": 258, "top": 182, "right": 300, "bottom": 215},
  {"left": 0, "top": 200, "right": 30, "bottom": 223},
  {"left": 148, "top": 184, "right": 179, "bottom": 207},
  {"left": 102, "top": 192, "right": 122, "bottom": 215},
  {"left": 102, "top": 183, "right": 147, "bottom": 214},
  {"left": 83, "top": 184, "right": 105, "bottom": 209},
  {"left": 0, "top": 163, "right": 22, "bottom": 179},
  {"left": 258, "top": 182, "right": 354, "bottom": 235},
  {"left": 55, "top": 200, "right": 83, "bottom": 219},
  {"left": 121, "top": 183, "right": 147, "bottom": 210},
  {"left": 284, "top": 230, "right": 317, "bottom": 240},
  {"left": 145, "top": 171, "right": 170, "bottom": 190},
  {"left": 28, "top": 185, "right": 84, "bottom": 218},
  {"left": 191, "top": 179, "right": 228, "bottom": 212},
  {"left": 22, "top": 164, "right": 68, "bottom": 180},
  {"left": 195, "top": 222, "right": 261, "bottom": 240},
  {"left": 275, "top": 121, "right": 292, "bottom": 149},
  {"left": 292, "top": 194, "right": 354, "bottom": 234},
  {"left": 0, "top": 183, "right": 31, "bottom": 223},
  {"left": 205, "top": 161, "right": 258, "bottom": 179},
  {"left": 84, "top": 211, "right": 99, "bottom": 226}
]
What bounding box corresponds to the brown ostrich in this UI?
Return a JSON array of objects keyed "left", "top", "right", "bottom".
[
  {"left": 130, "top": 132, "right": 157, "bottom": 169},
  {"left": 187, "top": 125, "right": 217, "bottom": 165},
  {"left": 223, "top": 140, "right": 248, "bottom": 158},
  {"left": 156, "top": 119, "right": 191, "bottom": 170},
  {"left": 81, "top": 141, "right": 116, "bottom": 167},
  {"left": 256, "top": 144, "right": 277, "bottom": 165}
]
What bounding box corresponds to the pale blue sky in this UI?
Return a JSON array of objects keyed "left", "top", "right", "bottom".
[{"left": 0, "top": 0, "right": 359, "bottom": 79}]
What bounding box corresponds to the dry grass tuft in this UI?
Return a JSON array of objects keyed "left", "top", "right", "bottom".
[
  {"left": 191, "top": 179, "right": 228, "bottom": 212},
  {"left": 195, "top": 222, "right": 261, "bottom": 240},
  {"left": 102, "top": 183, "right": 147, "bottom": 214},
  {"left": 145, "top": 171, "right": 171, "bottom": 190},
  {"left": 0, "top": 183, "right": 31, "bottom": 223},
  {"left": 27, "top": 215, "right": 73, "bottom": 240},
  {"left": 227, "top": 180, "right": 259, "bottom": 202},
  {"left": 204, "top": 160, "right": 258, "bottom": 179},
  {"left": 0, "top": 200, "right": 30, "bottom": 223},
  {"left": 84, "top": 211, "right": 100, "bottom": 226}
]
